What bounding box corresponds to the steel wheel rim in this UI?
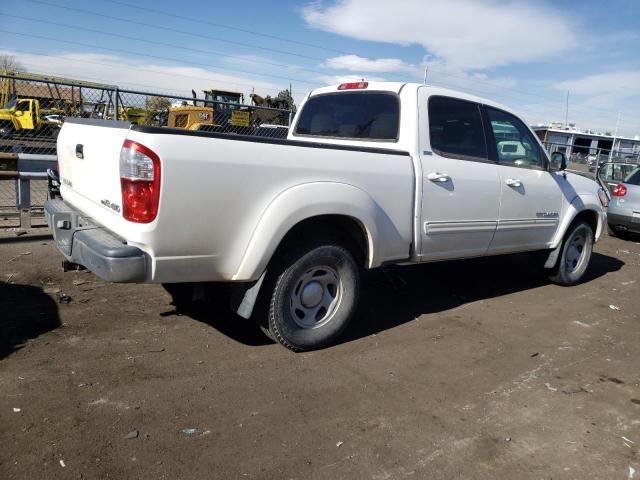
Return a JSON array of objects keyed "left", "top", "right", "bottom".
[
  {"left": 565, "top": 227, "right": 588, "bottom": 273},
  {"left": 289, "top": 265, "right": 343, "bottom": 329}
]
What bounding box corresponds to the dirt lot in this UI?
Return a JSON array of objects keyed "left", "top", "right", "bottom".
[{"left": 1, "top": 227, "right": 639, "bottom": 480}]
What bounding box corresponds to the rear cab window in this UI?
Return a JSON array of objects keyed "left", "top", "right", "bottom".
[
  {"left": 294, "top": 92, "right": 399, "bottom": 141},
  {"left": 428, "top": 96, "right": 488, "bottom": 160}
]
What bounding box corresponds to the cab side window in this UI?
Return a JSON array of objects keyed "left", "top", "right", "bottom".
[
  {"left": 428, "top": 97, "right": 487, "bottom": 160},
  {"left": 485, "top": 107, "right": 544, "bottom": 170}
]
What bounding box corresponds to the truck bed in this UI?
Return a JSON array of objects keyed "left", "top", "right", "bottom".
[{"left": 56, "top": 120, "right": 416, "bottom": 283}]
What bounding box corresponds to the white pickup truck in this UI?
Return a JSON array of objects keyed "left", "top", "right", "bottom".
[{"left": 46, "top": 81, "right": 608, "bottom": 351}]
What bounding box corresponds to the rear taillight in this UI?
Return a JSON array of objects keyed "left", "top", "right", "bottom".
[
  {"left": 337, "top": 81, "right": 368, "bottom": 90},
  {"left": 120, "top": 139, "right": 161, "bottom": 223},
  {"left": 612, "top": 184, "right": 627, "bottom": 197}
]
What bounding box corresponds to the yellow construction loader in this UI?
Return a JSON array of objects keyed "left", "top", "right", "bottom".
[{"left": 167, "top": 88, "right": 248, "bottom": 130}]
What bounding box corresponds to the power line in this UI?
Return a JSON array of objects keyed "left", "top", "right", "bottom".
[
  {"left": 0, "top": 29, "right": 321, "bottom": 86},
  {"left": 2, "top": 11, "right": 633, "bottom": 127},
  {"left": 3, "top": 14, "right": 624, "bottom": 121},
  {"left": 96, "top": 0, "right": 632, "bottom": 103},
  {"left": 3, "top": 13, "right": 333, "bottom": 79},
  {"left": 13, "top": 0, "right": 636, "bottom": 112},
  {"left": 6, "top": 0, "right": 590, "bottom": 105},
  {"left": 20, "top": 0, "right": 327, "bottom": 62},
  {"left": 101, "top": 0, "right": 350, "bottom": 55}
]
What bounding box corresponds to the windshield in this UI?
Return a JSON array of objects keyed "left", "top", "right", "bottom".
[
  {"left": 205, "top": 93, "right": 241, "bottom": 104},
  {"left": 295, "top": 92, "right": 399, "bottom": 141},
  {"left": 3, "top": 98, "right": 17, "bottom": 109}
]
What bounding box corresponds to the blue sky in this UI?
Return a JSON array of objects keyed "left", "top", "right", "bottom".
[{"left": 1, "top": 0, "right": 639, "bottom": 136}]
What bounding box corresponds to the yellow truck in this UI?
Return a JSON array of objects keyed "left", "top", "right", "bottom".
[
  {"left": 0, "top": 98, "right": 40, "bottom": 134},
  {"left": 0, "top": 97, "right": 62, "bottom": 139}
]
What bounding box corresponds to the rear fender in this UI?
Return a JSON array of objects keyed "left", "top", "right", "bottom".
[{"left": 232, "top": 182, "right": 406, "bottom": 280}]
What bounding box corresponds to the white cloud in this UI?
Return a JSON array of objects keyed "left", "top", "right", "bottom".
[
  {"left": 553, "top": 71, "right": 640, "bottom": 97},
  {"left": 3, "top": 50, "right": 306, "bottom": 103},
  {"left": 324, "top": 54, "right": 417, "bottom": 73},
  {"left": 303, "top": 0, "right": 578, "bottom": 70}
]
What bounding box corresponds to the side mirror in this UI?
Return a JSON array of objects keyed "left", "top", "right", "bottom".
[{"left": 550, "top": 151, "right": 567, "bottom": 171}]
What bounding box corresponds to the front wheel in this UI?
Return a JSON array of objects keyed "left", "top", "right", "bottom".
[
  {"left": 548, "top": 220, "right": 594, "bottom": 286},
  {"left": 261, "top": 243, "right": 360, "bottom": 352}
]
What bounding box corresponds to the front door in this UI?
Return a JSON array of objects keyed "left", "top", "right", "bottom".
[
  {"left": 483, "top": 106, "right": 564, "bottom": 254},
  {"left": 418, "top": 92, "right": 501, "bottom": 261},
  {"left": 15, "top": 100, "right": 36, "bottom": 130}
]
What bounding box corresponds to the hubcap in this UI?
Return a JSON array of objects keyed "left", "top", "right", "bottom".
[
  {"left": 290, "top": 266, "right": 342, "bottom": 329},
  {"left": 565, "top": 228, "right": 587, "bottom": 273}
]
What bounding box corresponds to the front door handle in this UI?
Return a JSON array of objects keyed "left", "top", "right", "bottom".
[
  {"left": 427, "top": 172, "right": 450, "bottom": 182},
  {"left": 505, "top": 178, "right": 522, "bottom": 187}
]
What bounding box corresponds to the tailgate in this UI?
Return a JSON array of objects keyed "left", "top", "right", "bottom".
[{"left": 57, "top": 119, "right": 130, "bottom": 218}]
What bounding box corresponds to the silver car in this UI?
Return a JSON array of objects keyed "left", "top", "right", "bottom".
[{"left": 606, "top": 166, "right": 640, "bottom": 238}]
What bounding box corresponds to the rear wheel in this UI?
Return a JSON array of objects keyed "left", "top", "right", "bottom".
[
  {"left": 548, "top": 220, "right": 593, "bottom": 286},
  {"left": 260, "top": 242, "right": 360, "bottom": 352}
]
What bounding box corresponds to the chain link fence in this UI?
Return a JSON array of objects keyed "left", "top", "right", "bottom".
[
  {"left": 0, "top": 73, "right": 293, "bottom": 229},
  {"left": 0, "top": 177, "right": 50, "bottom": 229},
  {"left": 1, "top": 73, "right": 293, "bottom": 156},
  {"left": 0, "top": 179, "right": 19, "bottom": 228}
]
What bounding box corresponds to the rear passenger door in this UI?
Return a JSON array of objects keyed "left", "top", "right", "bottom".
[
  {"left": 418, "top": 92, "right": 501, "bottom": 261},
  {"left": 483, "top": 106, "right": 564, "bottom": 254}
]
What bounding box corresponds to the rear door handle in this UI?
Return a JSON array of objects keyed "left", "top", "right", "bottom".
[
  {"left": 505, "top": 178, "right": 522, "bottom": 187},
  {"left": 75, "top": 144, "right": 84, "bottom": 159},
  {"left": 427, "top": 172, "right": 450, "bottom": 182}
]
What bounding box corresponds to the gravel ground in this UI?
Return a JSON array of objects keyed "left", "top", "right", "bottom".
[{"left": 0, "top": 227, "right": 639, "bottom": 480}]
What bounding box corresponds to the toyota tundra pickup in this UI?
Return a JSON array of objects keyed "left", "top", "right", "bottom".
[{"left": 45, "top": 81, "right": 608, "bottom": 351}]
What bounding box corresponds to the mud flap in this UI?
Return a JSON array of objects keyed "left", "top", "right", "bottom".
[
  {"left": 229, "top": 271, "right": 266, "bottom": 319},
  {"left": 544, "top": 244, "right": 562, "bottom": 269}
]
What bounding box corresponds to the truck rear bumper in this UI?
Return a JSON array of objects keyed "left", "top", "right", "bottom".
[{"left": 44, "top": 199, "right": 147, "bottom": 283}]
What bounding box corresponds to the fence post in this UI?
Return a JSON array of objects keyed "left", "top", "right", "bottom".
[
  {"left": 17, "top": 177, "right": 31, "bottom": 229},
  {"left": 114, "top": 87, "right": 119, "bottom": 121}
]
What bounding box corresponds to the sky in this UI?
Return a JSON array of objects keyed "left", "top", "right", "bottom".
[{"left": 0, "top": 0, "right": 639, "bottom": 137}]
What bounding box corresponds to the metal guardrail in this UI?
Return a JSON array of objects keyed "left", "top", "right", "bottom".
[{"left": 0, "top": 152, "right": 55, "bottom": 230}]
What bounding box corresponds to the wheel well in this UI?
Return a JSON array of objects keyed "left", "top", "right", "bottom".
[
  {"left": 573, "top": 209, "right": 598, "bottom": 238},
  {"left": 274, "top": 215, "right": 369, "bottom": 267}
]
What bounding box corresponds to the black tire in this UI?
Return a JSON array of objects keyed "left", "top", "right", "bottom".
[
  {"left": 607, "top": 223, "right": 628, "bottom": 239},
  {"left": 260, "top": 242, "right": 360, "bottom": 352},
  {"left": 548, "top": 220, "right": 594, "bottom": 286}
]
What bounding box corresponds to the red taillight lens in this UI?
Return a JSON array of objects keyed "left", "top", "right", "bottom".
[
  {"left": 120, "top": 139, "right": 161, "bottom": 223},
  {"left": 612, "top": 184, "right": 627, "bottom": 197},
  {"left": 337, "top": 81, "right": 368, "bottom": 90}
]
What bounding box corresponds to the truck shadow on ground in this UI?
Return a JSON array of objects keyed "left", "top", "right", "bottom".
[
  {"left": 342, "top": 251, "right": 624, "bottom": 344},
  {"left": 0, "top": 283, "right": 61, "bottom": 360},
  {"left": 170, "top": 251, "right": 624, "bottom": 348}
]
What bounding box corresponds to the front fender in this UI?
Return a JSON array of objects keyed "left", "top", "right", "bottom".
[
  {"left": 232, "top": 182, "right": 410, "bottom": 280},
  {"left": 551, "top": 192, "right": 606, "bottom": 248}
]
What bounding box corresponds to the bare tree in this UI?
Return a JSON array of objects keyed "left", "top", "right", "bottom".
[
  {"left": 145, "top": 96, "right": 172, "bottom": 112},
  {"left": 0, "top": 55, "right": 26, "bottom": 73}
]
